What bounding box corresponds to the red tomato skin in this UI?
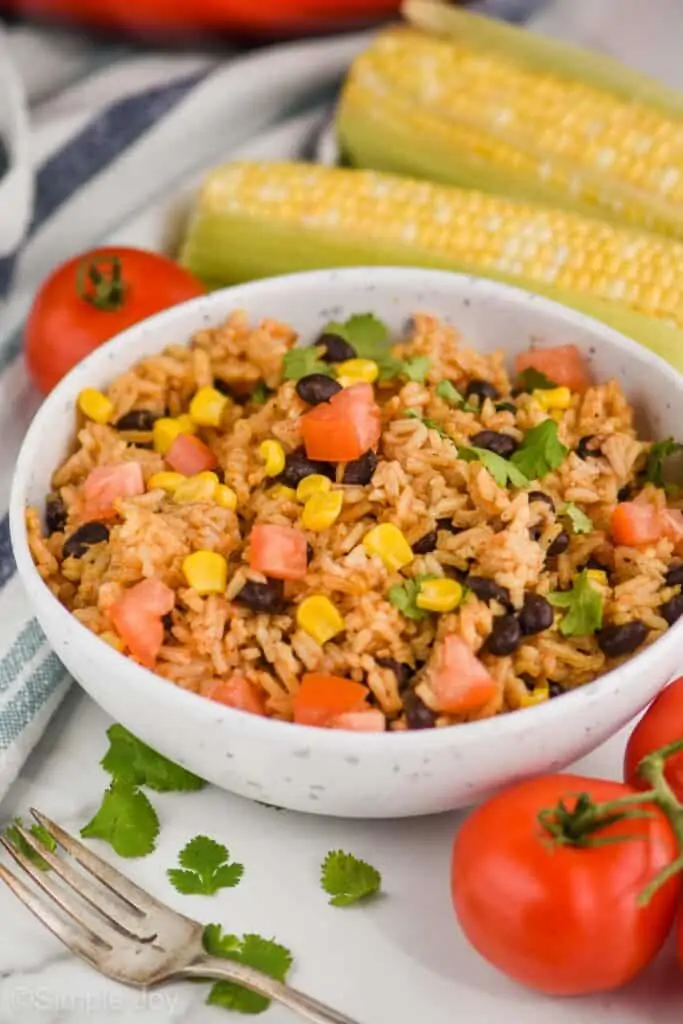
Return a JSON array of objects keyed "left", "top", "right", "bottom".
[
  {"left": 301, "top": 383, "right": 381, "bottom": 462},
  {"left": 330, "top": 709, "right": 386, "bottom": 731},
  {"left": 249, "top": 524, "right": 308, "bottom": 582},
  {"left": 515, "top": 344, "right": 591, "bottom": 393},
  {"left": 109, "top": 578, "right": 175, "bottom": 668},
  {"left": 611, "top": 502, "right": 662, "bottom": 546},
  {"left": 26, "top": 247, "right": 204, "bottom": 394},
  {"left": 624, "top": 678, "right": 683, "bottom": 803},
  {"left": 165, "top": 434, "right": 218, "bottom": 475},
  {"left": 427, "top": 635, "right": 497, "bottom": 714},
  {"left": 293, "top": 673, "right": 369, "bottom": 727},
  {"left": 678, "top": 903, "right": 683, "bottom": 968},
  {"left": 208, "top": 675, "right": 266, "bottom": 716},
  {"left": 452, "top": 774, "right": 680, "bottom": 996},
  {"left": 82, "top": 462, "right": 145, "bottom": 520}
]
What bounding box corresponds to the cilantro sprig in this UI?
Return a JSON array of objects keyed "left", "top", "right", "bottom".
[
  {"left": 517, "top": 367, "right": 557, "bottom": 392},
  {"left": 644, "top": 438, "right": 683, "bottom": 489},
  {"left": 282, "top": 346, "right": 333, "bottom": 382},
  {"left": 323, "top": 314, "right": 430, "bottom": 383},
  {"left": 321, "top": 850, "right": 382, "bottom": 907},
  {"left": 5, "top": 817, "right": 57, "bottom": 871},
  {"left": 548, "top": 570, "right": 604, "bottom": 637},
  {"left": 203, "top": 925, "right": 293, "bottom": 1015},
  {"left": 435, "top": 380, "right": 477, "bottom": 412},
  {"left": 168, "top": 836, "right": 244, "bottom": 896},
  {"left": 459, "top": 445, "right": 529, "bottom": 489},
  {"left": 101, "top": 724, "right": 205, "bottom": 792},
  {"left": 511, "top": 420, "right": 568, "bottom": 480},
  {"left": 561, "top": 502, "right": 593, "bottom": 535},
  {"left": 388, "top": 576, "right": 436, "bottom": 621}
]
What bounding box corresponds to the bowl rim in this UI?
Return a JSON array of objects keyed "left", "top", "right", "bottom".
[{"left": 11, "top": 266, "right": 683, "bottom": 753}]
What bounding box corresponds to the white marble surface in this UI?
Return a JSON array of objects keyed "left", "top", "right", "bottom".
[{"left": 1, "top": 690, "right": 681, "bottom": 1024}]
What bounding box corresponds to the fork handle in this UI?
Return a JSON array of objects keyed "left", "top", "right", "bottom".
[{"left": 181, "top": 956, "right": 363, "bottom": 1024}]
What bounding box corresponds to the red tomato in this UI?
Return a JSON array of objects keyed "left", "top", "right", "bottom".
[
  {"left": 424, "top": 635, "right": 497, "bottom": 714},
  {"left": 208, "top": 675, "right": 266, "bottom": 716},
  {"left": 678, "top": 904, "right": 683, "bottom": 968},
  {"left": 26, "top": 247, "right": 204, "bottom": 394},
  {"left": 82, "top": 462, "right": 144, "bottom": 521},
  {"left": 452, "top": 774, "right": 680, "bottom": 995},
  {"left": 330, "top": 709, "right": 386, "bottom": 731},
  {"left": 301, "top": 383, "right": 381, "bottom": 462},
  {"left": 661, "top": 509, "right": 683, "bottom": 551},
  {"left": 165, "top": 434, "right": 217, "bottom": 475},
  {"left": 611, "top": 502, "right": 662, "bottom": 546},
  {"left": 293, "top": 673, "right": 369, "bottom": 727},
  {"left": 249, "top": 524, "right": 308, "bottom": 582},
  {"left": 515, "top": 344, "right": 591, "bottom": 393},
  {"left": 624, "top": 678, "right": 683, "bottom": 803},
  {"left": 109, "top": 578, "right": 175, "bottom": 668}
]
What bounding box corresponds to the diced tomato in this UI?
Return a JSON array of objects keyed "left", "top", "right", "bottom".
[
  {"left": 330, "top": 709, "right": 386, "bottom": 732},
  {"left": 207, "top": 675, "right": 266, "bottom": 716},
  {"left": 661, "top": 509, "right": 683, "bottom": 551},
  {"left": 293, "top": 673, "right": 369, "bottom": 727},
  {"left": 109, "top": 577, "right": 175, "bottom": 668},
  {"left": 166, "top": 434, "right": 217, "bottom": 474},
  {"left": 426, "top": 635, "right": 497, "bottom": 714},
  {"left": 83, "top": 462, "right": 144, "bottom": 520},
  {"left": 611, "top": 502, "right": 662, "bottom": 546},
  {"left": 515, "top": 344, "right": 591, "bottom": 393},
  {"left": 301, "top": 383, "right": 381, "bottom": 462},
  {"left": 249, "top": 523, "right": 308, "bottom": 581}
]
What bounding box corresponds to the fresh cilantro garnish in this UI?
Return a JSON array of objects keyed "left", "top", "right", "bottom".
[
  {"left": 561, "top": 502, "right": 593, "bottom": 535},
  {"left": 548, "top": 570, "right": 604, "bottom": 637},
  {"left": 644, "top": 438, "right": 683, "bottom": 488},
  {"left": 324, "top": 313, "right": 389, "bottom": 354},
  {"left": 203, "top": 924, "right": 293, "bottom": 1015},
  {"left": 251, "top": 382, "right": 271, "bottom": 405},
  {"left": 435, "top": 380, "right": 477, "bottom": 412},
  {"left": 101, "top": 724, "right": 205, "bottom": 792},
  {"left": 80, "top": 780, "right": 160, "bottom": 858},
  {"left": 511, "top": 420, "right": 568, "bottom": 480},
  {"left": 5, "top": 817, "right": 57, "bottom": 871},
  {"left": 458, "top": 446, "right": 529, "bottom": 489},
  {"left": 401, "top": 356, "right": 431, "bottom": 383},
  {"left": 168, "top": 836, "right": 244, "bottom": 896},
  {"left": 388, "top": 576, "right": 436, "bottom": 621},
  {"left": 321, "top": 850, "right": 382, "bottom": 907},
  {"left": 282, "top": 346, "right": 333, "bottom": 382},
  {"left": 517, "top": 367, "right": 557, "bottom": 391}
]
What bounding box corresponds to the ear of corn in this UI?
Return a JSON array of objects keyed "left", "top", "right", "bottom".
[
  {"left": 337, "top": 20, "right": 683, "bottom": 240},
  {"left": 179, "top": 160, "right": 683, "bottom": 370}
]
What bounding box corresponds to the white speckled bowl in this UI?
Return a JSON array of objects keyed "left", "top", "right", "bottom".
[{"left": 11, "top": 268, "right": 683, "bottom": 817}]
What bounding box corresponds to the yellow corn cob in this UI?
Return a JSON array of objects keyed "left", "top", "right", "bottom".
[{"left": 179, "top": 161, "right": 683, "bottom": 369}]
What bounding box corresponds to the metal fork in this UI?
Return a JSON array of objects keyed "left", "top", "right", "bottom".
[{"left": 0, "top": 810, "right": 361, "bottom": 1024}]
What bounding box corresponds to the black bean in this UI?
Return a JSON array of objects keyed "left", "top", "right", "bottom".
[
  {"left": 487, "top": 614, "right": 522, "bottom": 656},
  {"left": 495, "top": 401, "right": 517, "bottom": 415},
  {"left": 403, "top": 691, "right": 437, "bottom": 730},
  {"left": 45, "top": 493, "right": 68, "bottom": 535},
  {"left": 376, "top": 658, "right": 414, "bottom": 690},
  {"left": 280, "top": 448, "right": 335, "bottom": 487},
  {"left": 114, "top": 409, "right": 159, "bottom": 431},
  {"left": 576, "top": 435, "right": 601, "bottom": 460},
  {"left": 235, "top": 579, "right": 285, "bottom": 613},
  {"left": 528, "top": 490, "right": 555, "bottom": 512},
  {"left": 617, "top": 484, "right": 633, "bottom": 502},
  {"left": 471, "top": 430, "right": 518, "bottom": 459},
  {"left": 465, "top": 379, "right": 499, "bottom": 403},
  {"left": 519, "top": 593, "right": 554, "bottom": 635},
  {"left": 665, "top": 563, "right": 683, "bottom": 587},
  {"left": 467, "top": 576, "right": 513, "bottom": 610},
  {"left": 306, "top": 543, "right": 315, "bottom": 564},
  {"left": 213, "top": 380, "right": 253, "bottom": 405},
  {"left": 342, "top": 449, "right": 378, "bottom": 486},
  {"left": 529, "top": 526, "right": 543, "bottom": 542},
  {"left": 547, "top": 530, "right": 570, "bottom": 556},
  {"left": 412, "top": 530, "right": 438, "bottom": 555},
  {"left": 161, "top": 612, "right": 174, "bottom": 632},
  {"left": 661, "top": 594, "right": 683, "bottom": 626},
  {"left": 548, "top": 681, "right": 565, "bottom": 699},
  {"left": 585, "top": 556, "right": 608, "bottom": 572},
  {"left": 436, "top": 518, "right": 463, "bottom": 534},
  {"left": 295, "top": 374, "right": 342, "bottom": 406},
  {"left": 519, "top": 673, "right": 536, "bottom": 690},
  {"left": 62, "top": 522, "right": 110, "bottom": 559},
  {"left": 317, "top": 332, "right": 357, "bottom": 364},
  {"left": 596, "top": 621, "right": 648, "bottom": 657}
]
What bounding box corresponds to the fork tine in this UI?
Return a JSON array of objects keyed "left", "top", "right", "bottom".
[
  {"left": 0, "top": 863, "right": 109, "bottom": 967},
  {"left": 8, "top": 824, "right": 154, "bottom": 940}
]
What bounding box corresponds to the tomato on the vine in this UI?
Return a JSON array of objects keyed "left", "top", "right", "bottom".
[
  {"left": 25, "top": 247, "right": 205, "bottom": 394},
  {"left": 451, "top": 774, "right": 680, "bottom": 996},
  {"left": 625, "top": 678, "right": 683, "bottom": 802}
]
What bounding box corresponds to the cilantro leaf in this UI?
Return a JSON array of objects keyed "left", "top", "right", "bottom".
[
  {"left": 511, "top": 420, "right": 568, "bottom": 480},
  {"left": 644, "top": 438, "right": 683, "bottom": 488},
  {"left": 251, "top": 382, "right": 271, "bottom": 405},
  {"left": 80, "top": 780, "right": 159, "bottom": 858},
  {"left": 5, "top": 817, "right": 57, "bottom": 871},
  {"left": 561, "top": 502, "right": 593, "bottom": 535},
  {"left": 517, "top": 367, "right": 557, "bottom": 391},
  {"left": 388, "top": 577, "right": 434, "bottom": 621},
  {"left": 323, "top": 313, "right": 389, "bottom": 354},
  {"left": 401, "top": 356, "right": 431, "bottom": 383},
  {"left": 458, "top": 446, "right": 529, "bottom": 489},
  {"left": 282, "top": 346, "right": 333, "bottom": 382},
  {"left": 168, "top": 835, "right": 244, "bottom": 896},
  {"left": 548, "top": 570, "right": 604, "bottom": 637},
  {"left": 321, "top": 849, "right": 382, "bottom": 907},
  {"left": 434, "top": 379, "right": 479, "bottom": 413},
  {"left": 101, "top": 724, "right": 205, "bottom": 792},
  {"left": 203, "top": 925, "right": 293, "bottom": 1015}
]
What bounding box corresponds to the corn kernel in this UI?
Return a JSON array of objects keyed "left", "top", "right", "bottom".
[
  {"left": 189, "top": 386, "right": 229, "bottom": 427},
  {"left": 215, "top": 484, "right": 237, "bottom": 510},
  {"left": 362, "top": 523, "right": 414, "bottom": 571},
  {"left": 148, "top": 471, "right": 186, "bottom": 494},
  {"left": 533, "top": 386, "right": 572, "bottom": 411},
  {"left": 182, "top": 550, "right": 228, "bottom": 595},
  {"left": 587, "top": 569, "right": 608, "bottom": 586},
  {"left": 153, "top": 415, "right": 196, "bottom": 454},
  {"left": 296, "top": 474, "right": 332, "bottom": 502},
  {"left": 335, "top": 358, "right": 379, "bottom": 384},
  {"left": 259, "top": 440, "right": 286, "bottom": 477},
  {"left": 520, "top": 684, "right": 550, "bottom": 707},
  {"left": 296, "top": 595, "right": 345, "bottom": 645},
  {"left": 77, "top": 388, "right": 114, "bottom": 424},
  {"left": 416, "top": 577, "right": 463, "bottom": 613},
  {"left": 270, "top": 485, "right": 297, "bottom": 501},
  {"left": 173, "top": 472, "right": 219, "bottom": 504},
  {"left": 302, "top": 490, "right": 344, "bottom": 531}
]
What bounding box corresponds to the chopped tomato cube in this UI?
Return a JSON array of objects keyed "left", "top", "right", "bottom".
[
  {"left": 301, "top": 383, "right": 381, "bottom": 462},
  {"left": 426, "top": 635, "right": 497, "bottom": 714},
  {"left": 515, "top": 344, "right": 591, "bottom": 393},
  {"left": 83, "top": 462, "right": 144, "bottom": 520},
  {"left": 207, "top": 675, "right": 266, "bottom": 716},
  {"left": 611, "top": 502, "right": 662, "bottom": 546},
  {"left": 250, "top": 523, "right": 308, "bottom": 581},
  {"left": 330, "top": 709, "right": 386, "bottom": 732},
  {"left": 109, "top": 578, "right": 175, "bottom": 668},
  {"left": 293, "top": 673, "right": 369, "bottom": 727},
  {"left": 166, "top": 434, "right": 217, "bottom": 475}
]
